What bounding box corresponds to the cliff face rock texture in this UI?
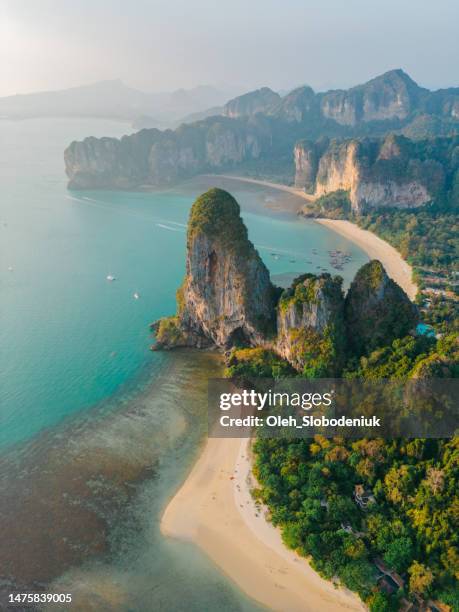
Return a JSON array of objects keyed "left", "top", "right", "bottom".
[
  {"left": 293, "top": 140, "right": 318, "bottom": 193},
  {"left": 153, "top": 189, "right": 276, "bottom": 349},
  {"left": 218, "top": 70, "right": 459, "bottom": 129},
  {"left": 223, "top": 87, "right": 281, "bottom": 119},
  {"left": 273, "top": 86, "right": 317, "bottom": 123},
  {"left": 276, "top": 274, "right": 345, "bottom": 374},
  {"left": 64, "top": 70, "right": 459, "bottom": 191},
  {"left": 319, "top": 69, "right": 419, "bottom": 126},
  {"left": 153, "top": 193, "right": 417, "bottom": 375},
  {"left": 344, "top": 260, "right": 418, "bottom": 357},
  {"left": 65, "top": 116, "right": 272, "bottom": 189},
  {"left": 294, "top": 134, "right": 454, "bottom": 212}
]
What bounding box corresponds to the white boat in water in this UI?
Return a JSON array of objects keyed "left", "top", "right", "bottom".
[
  {"left": 133, "top": 292, "right": 140, "bottom": 299},
  {"left": 106, "top": 275, "right": 116, "bottom": 281}
]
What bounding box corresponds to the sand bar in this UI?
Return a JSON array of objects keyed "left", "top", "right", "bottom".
[{"left": 161, "top": 436, "right": 365, "bottom": 612}]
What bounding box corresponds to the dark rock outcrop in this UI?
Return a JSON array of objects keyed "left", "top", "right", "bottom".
[
  {"left": 344, "top": 260, "right": 418, "bottom": 356},
  {"left": 153, "top": 189, "right": 277, "bottom": 349},
  {"left": 276, "top": 274, "right": 345, "bottom": 374}
]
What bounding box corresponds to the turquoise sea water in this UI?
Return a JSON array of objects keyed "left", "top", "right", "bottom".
[
  {"left": 0, "top": 118, "right": 367, "bottom": 449},
  {"left": 0, "top": 118, "right": 368, "bottom": 609}
]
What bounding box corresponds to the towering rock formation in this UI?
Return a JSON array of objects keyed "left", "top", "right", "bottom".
[
  {"left": 293, "top": 140, "right": 319, "bottom": 193},
  {"left": 153, "top": 189, "right": 277, "bottom": 349},
  {"left": 153, "top": 194, "right": 418, "bottom": 376},
  {"left": 294, "top": 133, "right": 453, "bottom": 213},
  {"left": 318, "top": 69, "right": 420, "bottom": 126},
  {"left": 276, "top": 274, "right": 345, "bottom": 374},
  {"left": 344, "top": 260, "right": 418, "bottom": 356},
  {"left": 223, "top": 87, "right": 281, "bottom": 118}
]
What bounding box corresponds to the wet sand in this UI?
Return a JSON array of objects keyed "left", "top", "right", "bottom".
[{"left": 161, "top": 437, "right": 365, "bottom": 612}]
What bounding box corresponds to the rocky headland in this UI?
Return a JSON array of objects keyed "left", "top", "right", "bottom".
[
  {"left": 152, "top": 188, "right": 418, "bottom": 373},
  {"left": 152, "top": 188, "right": 277, "bottom": 349}
]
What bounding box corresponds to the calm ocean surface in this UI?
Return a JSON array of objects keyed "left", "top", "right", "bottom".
[{"left": 0, "top": 118, "right": 368, "bottom": 609}]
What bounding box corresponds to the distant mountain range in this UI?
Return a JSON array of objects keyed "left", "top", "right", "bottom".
[
  {"left": 220, "top": 69, "right": 459, "bottom": 127},
  {"left": 64, "top": 69, "right": 459, "bottom": 211},
  {"left": 5, "top": 70, "right": 459, "bottom": 134},
  {"left": 0, "top": 80, "right": 239, "bottom": 126}
]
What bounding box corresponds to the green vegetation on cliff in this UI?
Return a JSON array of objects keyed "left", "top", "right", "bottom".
[
  {"left": 226, "top": 347, "right": 295, "bottom": 378},
  {"left": 277, "top": 273, "right": 346, "bottom": 377},
  {"left": 154, "top": 316, "right": 186, "bottom": 347},
  {"left": 287, "top": 325, "right": 342, "bottom": 378},
  {"left": 344, "top": 260, "right": 418, "bottom": 357},
  {"left": 188, "top": 188, "right": 252, "bottom": 255},
  {"left": 154, "top": 188, "right": 277, "bottom": 349}
]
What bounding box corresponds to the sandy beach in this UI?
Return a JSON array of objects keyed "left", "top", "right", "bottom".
[
  {"left": 212, "top": 174, "right": 314, "bottom": 201},
  {"left": 161, "top": 436, "right": 365, "bottom": 612},
  {"left": 315, "top": 219, "right": 417, "bottom": 299},
  {"left": 211, "top": 174, "right": 417, "bottom": 300}
]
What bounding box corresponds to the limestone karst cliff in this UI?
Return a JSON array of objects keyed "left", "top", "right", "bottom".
[
  {"left": 152, "top": 189, "right": 277, "bottom": 349},
  {"left": 228, "top": 69, "right": 459, "bottom": 128},
  {"left": 276, "top": 273, "right": 345, "bottom": 374},
  {"left": 65, "top": 116, "right": 272, "bottom": 189},
  {"left": 152, "top": 189, "right": 417, "bottom": 375},
  {"left": 295, "top": 134, "right": 457, "bottom": 213},
  {"left": 64, "top": 70, "right": 459, "bottom": 192},
  {"left": 223, "top": 87, "right": 281, "bottom": 119},
  {"left": 344, "top": 260, "right": 418, "bottom": 356}
]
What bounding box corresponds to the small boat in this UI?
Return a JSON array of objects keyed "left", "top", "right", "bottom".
[
  {"left": 133, "top": 292, "right": 140, "bottom": 300},
  {"left": 106, "top": 275, "right": 116, "bottom": 281},
  {"left": 7, "top": 266, "right": 13, "bottom": 272}
]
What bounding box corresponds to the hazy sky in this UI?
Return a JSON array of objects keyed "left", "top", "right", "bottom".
[{"left": 1, "top": 0, "right": 458, "bottom": 97}]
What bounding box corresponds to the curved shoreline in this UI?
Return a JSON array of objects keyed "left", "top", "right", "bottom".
[
  {"left": 208, "top": 174, "right": 417, "bottom": 300},
  {"left": 161, "top": 436, "right": 365, "bottom": 612},
  {"left": 208, "top": 174, "right": 315, "bottom": 201},
  {"left": 315, "top": 219, "right": 417, "bottom": 300}
]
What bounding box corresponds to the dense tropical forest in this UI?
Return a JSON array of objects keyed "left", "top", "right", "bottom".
[
  {"left": 302, "top": 192, "right": 459, "bottom": 335},
  {"left": 227, "top": 328, "right": 458, "bottom": 610},
  {"left": 252, "top": 435, "right": 458, "bottom": 611},
  {"left": 225, "top": 249, "right": 458, "bottom": 611}
]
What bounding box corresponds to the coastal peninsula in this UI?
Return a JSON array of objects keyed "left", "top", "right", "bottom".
[{"left": 156, "top": 187, "right": 442, "bottom": 611}]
